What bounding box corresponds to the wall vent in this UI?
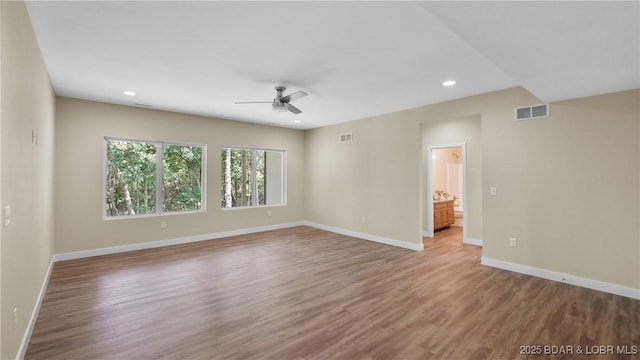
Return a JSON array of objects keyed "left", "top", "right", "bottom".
[
  {"left": 339, "top": 133, "right": 353, "bottom": 142},
  {"left": 515, "top": 104, "right": 549, "bottom": 121}
]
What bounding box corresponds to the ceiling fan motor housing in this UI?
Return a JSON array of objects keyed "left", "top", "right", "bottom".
[
  {"left": 273, "top": 86, "right": 288, "bottom": 111},
  {"left": 275, "top": 86, "right": 286, "bottom": 98}
]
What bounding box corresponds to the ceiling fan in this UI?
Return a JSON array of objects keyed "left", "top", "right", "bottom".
[{"left": 235, "top": 86, "right": 308, "bottom": 114}]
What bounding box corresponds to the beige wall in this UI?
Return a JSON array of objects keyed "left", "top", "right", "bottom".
[
  {"left": 265, "top": 151, "right": 284, "bottom": 205},
  {"left": 1, "top": 1, "right": 56, "bottom": 358},
  {"left": 0, "top": 2, "right": 3, "bottom": 356},
  {"left": 304, "top": 111, "right": 424, "bottom": 246},
  {"left": 54, "top": 98, "right": 305, "bottom": 253},
  {"left": 306, "top": 87, "right": 639, "bottom": 289},
  {"left": 420, "top": 88, "right": 638, "bottom": 288},
  {"left": 481, "top": 90, "right": 639, "bottom": 288},
  {"left": 423, "top": 116, "right": 482, "bottom": 240}
]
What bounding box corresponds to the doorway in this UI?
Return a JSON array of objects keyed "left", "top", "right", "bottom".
[{"left": 425, "top": 143, "right": 467, "bottom": 240}]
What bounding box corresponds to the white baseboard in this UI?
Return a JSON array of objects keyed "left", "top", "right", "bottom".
[
  {"left": 463, "top": 237, "right": 483, "bottom": 246},
  {"left": 481, "top": 257, "right": 640, "bottom": 300},
  {"left": 16, "top": 258, "right": 55, "bottom": 360},
  {"left": 53, "top": 218, "right": 422, "bottom": 261},
  {"left": 27, "top": 220, "right": 418, "bottom": 358},
  {"left": 305, "top": 221, "right": 424, "bottom": 251},
  {"left": 53, "top": 221, "right": 305, "bottom": 262}
]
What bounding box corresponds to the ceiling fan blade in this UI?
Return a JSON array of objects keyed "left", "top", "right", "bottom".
[
  {"left": 280, "top": 91, "right": 308, "bottom": 103},
  {"left": 286, "top": 103, "right": 302, "bottom": 114},
  {"left": 234, "top": 101, "right": 273, "bottom": 104}
]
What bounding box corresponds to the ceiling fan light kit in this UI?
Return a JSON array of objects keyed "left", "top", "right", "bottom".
[
  {"left": 272, "top": 103, "right": 288, "bottom": 112},
  {"left": 235, "top": 86, "right": 308, "bottom": 115}
]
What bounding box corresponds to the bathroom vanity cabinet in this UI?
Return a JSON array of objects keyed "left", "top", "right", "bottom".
[{"left": 434, "top": 200, "right": 455, "bottom": 230}]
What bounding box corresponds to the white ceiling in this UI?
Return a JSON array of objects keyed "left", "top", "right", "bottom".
[{"left": 25, "top": 1, "right": 639, "bottom": 130}]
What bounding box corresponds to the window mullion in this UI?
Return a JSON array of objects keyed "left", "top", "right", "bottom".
[
  {"left": 251, "top": 149, "right": 257, "bottom": 206},
  {"left": 156, "top": 142, "right": 164, "bottom": 214}
]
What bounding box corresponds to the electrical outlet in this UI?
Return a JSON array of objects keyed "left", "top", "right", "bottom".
[
  {"left": 13, "top": 307, "right": 18, "bottom": 329},
  {"left": 490, "top": 187, "right": 497, "bottom": 196},
  {"left": 509, "top": 237, "right": 517, "bottom": 247},
  {"left": 361, "top": 217, "right": 366, "bottom": 224},
  {"left": 160, "top": 221, "right": 166, "bottom": 229},
  {"left": 267, "top": 210, "right": 272, "bottom": 217}
]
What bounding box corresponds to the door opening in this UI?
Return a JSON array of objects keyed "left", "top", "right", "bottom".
[{"left": 425, "top": 143, "right": 467, "bottom": 241}]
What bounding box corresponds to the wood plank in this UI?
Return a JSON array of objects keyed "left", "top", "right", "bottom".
[{"left": 25, "top": 226, "right": 639, "bottom": 359}]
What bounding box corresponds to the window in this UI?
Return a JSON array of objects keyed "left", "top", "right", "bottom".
[
  {"left": 221, "top": 148, "right": 285, "bottom": 208},
  {"left": 105, "top": 138, "right": 206, "bottom": 218}
]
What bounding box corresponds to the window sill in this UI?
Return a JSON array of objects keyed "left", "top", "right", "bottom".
[
  {"left": 103, "top": 209, "right": 206, "bottom": 221},
  {"left": 220, "top": 203, "right": 287, "bottom": 212}
]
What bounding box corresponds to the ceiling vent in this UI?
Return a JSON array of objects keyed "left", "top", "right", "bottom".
[
  {"left": 515, "top": 104, "right": 549, "bottom": 121},
  {"left": 339, "top": 133, "right": 353, "bottom": 142}
]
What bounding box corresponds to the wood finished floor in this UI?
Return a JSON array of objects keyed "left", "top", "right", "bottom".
[{"left": 26, "top": 226, "right": 638, "bottom": 360}]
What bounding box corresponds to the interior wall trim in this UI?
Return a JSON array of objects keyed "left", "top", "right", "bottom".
[
  {"left": 304, "top": 221, "right": 424, "bottom": 251},
  {"left": 16, "top": 259, "right": 55, "bottom": 360},
  {"left": 53, "top": 221, "right": 424, "bottom": 262},
  {"left": 23, "top": 221, "right": 419, "bottom": 358},
  {"left": 53, "top": 221, "right": 305, "bottom": 262},
  {"left": 463, "top": 237, "right": 483, "bottom": 247},
  {"left": 481, "top": 256, "right": 640, "bottom": 300}
]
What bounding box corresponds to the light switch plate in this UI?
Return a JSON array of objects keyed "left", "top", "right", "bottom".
[{"left": 4, "top": 205, "right": 12, "bottom": 228}]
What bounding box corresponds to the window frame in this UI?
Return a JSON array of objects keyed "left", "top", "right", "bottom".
[
  {"left": 103, "top": 136, "right": 207, "bottom": 220},
  {"left": 220, "top": 146, "right": 287, "bottom": 210}
]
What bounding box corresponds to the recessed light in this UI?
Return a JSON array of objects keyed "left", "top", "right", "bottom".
[
  {"left": 294, "top": 120, "right": 302, "bottom": 124},
  {"left": 123, "top": 90, "right": 136, "bottom": 96},
  {"left": 442, "top": 80, "right": 456, "bottom": 87}
]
